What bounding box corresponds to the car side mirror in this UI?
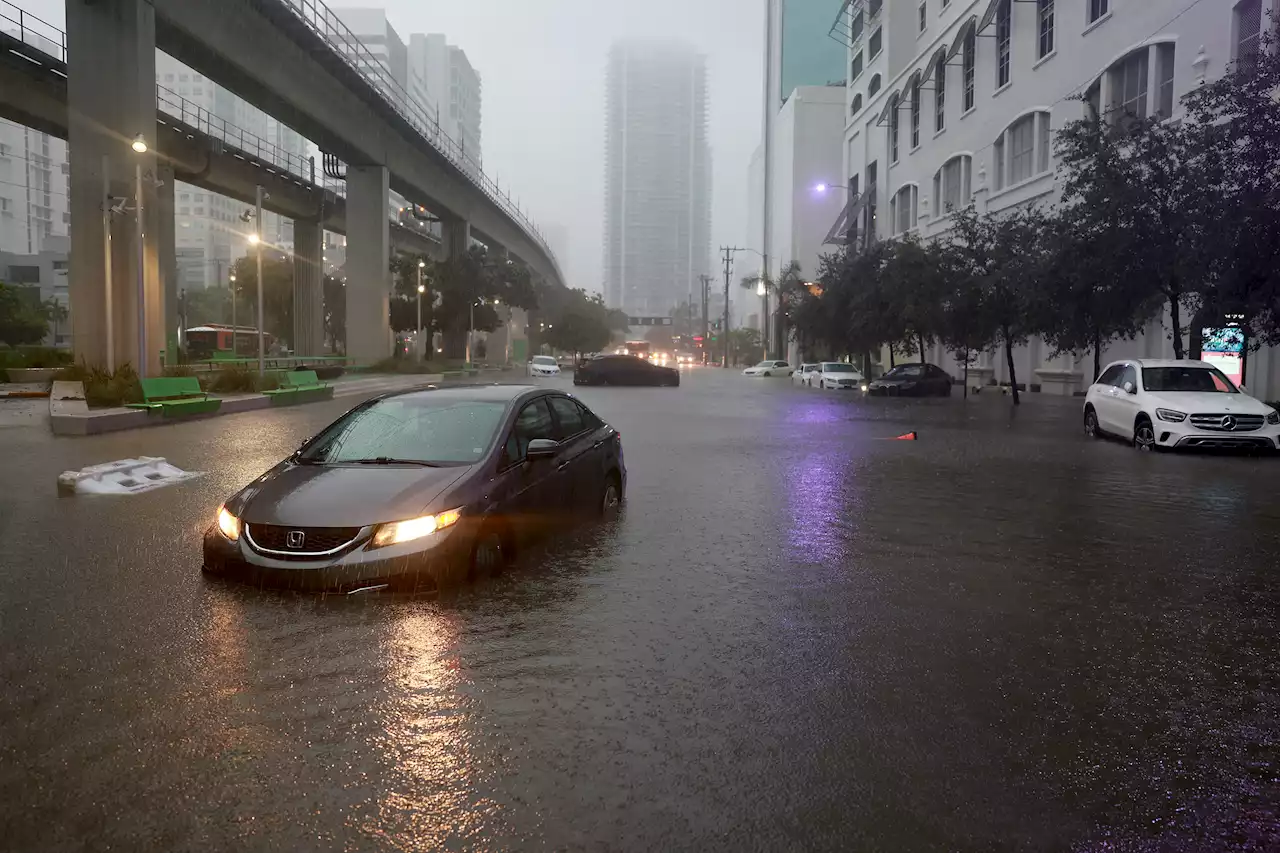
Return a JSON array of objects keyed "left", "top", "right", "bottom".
[
  {"left": 1123, "top": 381, "right": 1136, "bottom": 394},
  {"left": 526, "top": 438, "right": 559, "bottom": 459}
]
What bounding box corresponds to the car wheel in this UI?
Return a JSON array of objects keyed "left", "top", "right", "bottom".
[
  {"left": 600, "top": 475, "right": 622, "bottom": 519},
  {"left": 820, "top": 380, "right": 825, "bottom": 389},
  {"left": 1133, "top": 415, "right": 1157, "bottom": 452},
  {"left": 469, "top": 527, "right": 506, "bottom": 580},
  {"left": 762, "top": 371, "right": 771, "bottom": 377},
  {"left": 1083, "top": 406, "right": 1102, "bottom": 439}
]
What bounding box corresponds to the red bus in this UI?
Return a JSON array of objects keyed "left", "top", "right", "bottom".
[{"left": 185, "top": 324, "right": 273, "bottom": 359}]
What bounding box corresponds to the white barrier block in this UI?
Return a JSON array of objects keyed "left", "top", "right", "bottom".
[{"left": 57, "top": 457, "right": 203, "bottom": 496}]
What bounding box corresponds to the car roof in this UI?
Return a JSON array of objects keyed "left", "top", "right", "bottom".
[
  {"left": 379, "top": 383, "right": 546, "bottom": 404},
  {"left": 1103, "top": 358, "right": 1213, "bottom": 370}
]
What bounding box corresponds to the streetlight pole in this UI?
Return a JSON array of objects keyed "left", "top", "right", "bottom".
[
  {"left": 229, "top": 273, "right": 237, "bottom": 357},
  {"left": 254, "top": 184, "right": 264, "bottom": 376},
  {"left": 134, "top": 159, "right": 147, "bottom": 377},
  {"left": 467, "top": 300, "right": 475, "bottom": 366},
  {"left": 101, "top": 154, "right": 115, "bottom": 374}
]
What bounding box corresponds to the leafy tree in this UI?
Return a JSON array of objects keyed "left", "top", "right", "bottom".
[
  {"left": 42, "top": 298, "right": 69, "bottom": 344},
  {"left": 0, "top": 282, "right": 49, "bottom": 348},
  {"left": 230, "top": 254, "right": 295, "bottom": 348},
  {"left": 543, "top": 289, "right": 615, "bottom": 356},
  {"left": 323, "top": 274, "right": 346, "bottom": 353},
  {"left": 881, "top": 235, "right": 947, "bottom": 363},
  {"left": 426, "top": 246, "right": 540, "bottom": 359},
  {"left": 945, "top": 205, "right": 1046, "bottom": 405},
  {"left": 742, "top": 260, "right": 804, "bottom": 358},
  {"left": 727, "top": 327, "right": 761, "bottom": 366}
]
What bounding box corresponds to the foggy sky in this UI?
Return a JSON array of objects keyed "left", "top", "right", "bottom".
[{"left": 25, "top": 0, "right": 766, "bottom": 296}]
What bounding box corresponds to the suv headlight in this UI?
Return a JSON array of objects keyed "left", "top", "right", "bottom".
[
  {"left": 1267, "top": 409, "right": 1280, "bottom": 426},
  {"left": 1156, "top": 408, "right": 1187, "bottom": 423}
]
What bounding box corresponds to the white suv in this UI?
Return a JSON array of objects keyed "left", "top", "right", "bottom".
[{"left": 1083, "top": 359, "right": 1280, "bottom": 451}]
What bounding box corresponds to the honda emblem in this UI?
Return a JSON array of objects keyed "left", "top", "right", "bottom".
[{"left": 286, "top": 530, "right": 306, "bottom": 549}]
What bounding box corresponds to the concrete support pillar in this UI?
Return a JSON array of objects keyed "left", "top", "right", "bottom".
[
  {"left": 157, "top": 163, "right": 177, "bottom": 364},
  {"left": 344, "top": 166, "right": 391, "bottom": 364},
  {"left": 67, "top": 0, "right": 163, "bottom": 375},
  {"left": 443, "top": 219, "right": 471, "bottom": 260},
  {"left": 292, "top": 219, "right": 325, "bottom": 357}
]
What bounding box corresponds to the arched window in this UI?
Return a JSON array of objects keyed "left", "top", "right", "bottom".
[
  {"left": 868, "top": 73, "right": 882, "bottom": 97},
  {"left": 992, "top": 110, "right": 1051, "bottom": 191},
  {"left": 851, "top": 93, "right": 864, "bottom": 115},
  {"left": 1083, "top": 43, "right": 1176, "bottom": 127},
  {"left": 890, "top": 184, "right": 918, "bottom": 234},
  {"left": 932, "top": 155, "right": 973, "bottom": 212}
]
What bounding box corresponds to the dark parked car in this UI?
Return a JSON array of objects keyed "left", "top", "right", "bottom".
[
  {"left": 574, "top": 354, "right": 679, "bottom": 386},
  {"left": 203, "top": 385, "right": 625, "bottom": 592},
  {"left": 866, "top": 363, "right": 953, "bottom": 397}
]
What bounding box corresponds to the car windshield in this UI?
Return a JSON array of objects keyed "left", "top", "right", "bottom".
[
  {"left": 532, "top": 356, "right": 557, "bottom": 365},
  {"left": 884, "top": 365, "right": 924, "bottom": 378},
  {"left": 1142, "top": 366, "right": 1239, "bottom": 393},
  {"left": 823, "top": 363, "right": 855, "bottom": 373},
  {"left": 753, "top": 361, "right": 773, "bottom": 368},
  {"left": 299, "top": 397, "right": 508, "bottom": 465}
]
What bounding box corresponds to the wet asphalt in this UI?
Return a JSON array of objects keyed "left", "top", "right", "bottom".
[{"left": 1, "top": 367, "right": 1277, "bottom": 852}]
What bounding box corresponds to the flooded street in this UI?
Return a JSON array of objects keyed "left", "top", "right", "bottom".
[{"left": 2, "top": 367, "right": 1277, "bottom": 851}]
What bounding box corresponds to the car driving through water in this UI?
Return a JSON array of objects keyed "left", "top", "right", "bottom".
[{"left": 203, "top": 385, "right": 625, "bottom": 592}]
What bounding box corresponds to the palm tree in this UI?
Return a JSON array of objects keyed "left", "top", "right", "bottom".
[
  {"left": 740, "top": 261, "right": 804, "bottom": 360},
  {"left": 42, "top": 298, "right": 68, "bottom": 346}
]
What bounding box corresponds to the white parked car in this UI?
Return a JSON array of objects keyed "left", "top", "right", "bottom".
[
  {"left": 812, "top": 362, "right": 865, "bottom": 390},
  {"left": 1083, "top": 358, "right": 1280, "bottom": 451},
  {"left": 528, "top": 355, "right": 561, "bottom": 377},
  {"left": 793, "top": 363, "right": 820, "bottom": 385},
  {"left": 743, "top": 360, "right": 792, "bottom": 377}
]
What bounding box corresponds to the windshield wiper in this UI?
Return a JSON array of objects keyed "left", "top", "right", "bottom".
[{"left": 347, "top": 457, "right": 442, "bottom": 467}]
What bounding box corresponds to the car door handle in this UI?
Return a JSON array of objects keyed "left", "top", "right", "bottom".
[
  {"left": 592, "top": 439, "right": 606, "bottom": 449},
  {"left": 557, "top": 459, "right": 571, "bottom": 470}
]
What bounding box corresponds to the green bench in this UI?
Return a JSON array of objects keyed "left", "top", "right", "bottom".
[
  {"left": 126, "top": 376, "right": 221, "bottom": 417},
  {"left": 263, "top": 369, "right": 333, "bottom": 406}
]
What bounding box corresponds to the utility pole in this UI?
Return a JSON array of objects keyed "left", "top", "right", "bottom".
[
  {"left": 255, "top": 184, "right": 265, "bottom": 376},
  {"left": 720, "top": 247, "right": 740, "bottom": 368},
  {"left": 699, "top": 274, "right": 712, "bottom": 364}
]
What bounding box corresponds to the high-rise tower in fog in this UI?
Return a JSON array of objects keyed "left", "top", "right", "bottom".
[{"left": 604, "top": 40, "right": 710, "bottom": 318}]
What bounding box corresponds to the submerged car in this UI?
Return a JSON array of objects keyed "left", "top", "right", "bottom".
[
  {"left": 813, "top": 362, "right": 864, "bottom": 389},
  {"left": 1083, "top": 358, "right": 1280, "bottom": 451},
  {"left": 203, "top": 385, "right": 625, "bottom": 591},
  {"left": 866, "top": 363, "right": 953, "bottom": 396},
  {"left": 574, "top": 354, "right": 679, "bottom": 386},
  {"left": 529, "top": 355, "right": 561, "bottom": 377},
  {"left": 743, "top": 360, "right": 792, "bottom": 377}
]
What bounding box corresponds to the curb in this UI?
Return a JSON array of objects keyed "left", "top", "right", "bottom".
[{"left": 0, "top": 391, "right": 50, "bottom": 399}]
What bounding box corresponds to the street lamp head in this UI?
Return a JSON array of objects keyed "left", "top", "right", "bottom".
[
  {"left": 247, "top": 233, "right": 260, "bottom": 245},
  {"left": 131, "top": 133, "right": 148, "bottom": 154},
  {"left": 229, "top": 274, "right": 236, "bottom": 282},
  {"left": 814, "top": 182, "right": 828, "bottom": 193},
  {"left": 418, "top": 260, "right": 426, "bottom": 268},
  {"left": 756, "top": 280, "right": 767, "bottom": 297},
  {"left": 417, "top": 284, "right": 425, "bottom": 294}
]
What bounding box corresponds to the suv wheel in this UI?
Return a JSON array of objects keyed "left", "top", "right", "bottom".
[
  {"left": 1083, "top": 407, "right": 1102, "bottom": 439},
  {"left": 1133, "top": 415, "right": 1156, "bottom": 451}
]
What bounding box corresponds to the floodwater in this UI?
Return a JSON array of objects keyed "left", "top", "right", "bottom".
[{"left": 1, "top": 368, "right": 1277, "bottom": 851}]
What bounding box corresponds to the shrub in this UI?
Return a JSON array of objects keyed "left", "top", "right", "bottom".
[
  {"left": 162, "top": 364, "right": 195, "bottom": 378},
  {"left": 369, "top": 357, "right": 449, "bottom": 375},
  {"left": 205, "top": 364, "right": 282, "bottom": 393},
  {"left": 83, "top": 364, "right": 142, "bottom": 408}
]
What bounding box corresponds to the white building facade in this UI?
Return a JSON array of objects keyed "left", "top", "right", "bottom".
[
  {"left": 837, "top": 0, "right": 1280, "bottom": 398},
  {"left": 0, "top": 119, "right": 69, "bottom": 257},
  {"left": 409, "top": 33, "right": 483, "bottom": 167},
  {"left": 746, "top": 85, "right": 846, "bottom": 342}
]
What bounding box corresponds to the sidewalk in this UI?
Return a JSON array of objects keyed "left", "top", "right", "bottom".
[{"left": 46, "top": 368, "right": 521, "bottom": 436}]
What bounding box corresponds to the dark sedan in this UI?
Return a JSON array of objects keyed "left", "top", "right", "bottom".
[
  {"left": 574, "top": 354, "right": 679, "bottom": 387},
  {"left": 203, "top": 385, "right": 625, "bottom": 592},
  {"left": 866, "top": 363, "right": 953, "bottom": 397}
]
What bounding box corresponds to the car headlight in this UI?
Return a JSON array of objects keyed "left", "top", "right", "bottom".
[
  {"left": 1267, "top": 409, "right": 1280, "bottom": 425},
  {"left": 1156, "top": 408, "right": 1187, "bottom": 423},
  {"left": 216, "top": 504, "right": 241, "bottom": 541},
  {"left": 370, "top": 507, "right": 462, "bottom": 548}
]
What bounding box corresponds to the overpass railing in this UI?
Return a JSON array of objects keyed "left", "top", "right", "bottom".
[
  {"left": 0, "top": 0, "right": 65, "bottom": 61},
  {"left": 276, "top": 0, "right": 559, "bottom": 269}
]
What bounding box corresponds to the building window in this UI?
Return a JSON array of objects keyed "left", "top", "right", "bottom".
[
  {"left": 1038, "top": 0, "right": 1055, "bottom": 58},
  {"left": 870, "top": 27, "right": 883, "bottom": 58},
  {"left": 1088, "top": 0, "right": 1108, "bottom": 24},
  {"left": 963, "top": 27, "right": 976, "bottom": 111},
  {"left": 869, "top": 73, "right": 882, "bottom": 96},
  {"left": 870, "top": 0, "right": 883, "bottom": 17},
  {"left": 919, "top": 2, "right": 927, "bottom": 32},
  {"left": 889, "top": 94, "right": 900, "bottom": 162},
  {"left": 935, "top": 54, "right": 947, "bottom": 131},
  {"left": 996, "top": 0, "right": 1012, "bottom": 88},
  {"left": 864, "top": 161, "right": 878, "bottom": 244},
  {"left": 933, "top": 155, "right": 972, "bottom": 212},
  {"left": 851, "top": 51, "right": 864, "bottom": 81},
  {"left": 1009, "top": 115, "right": 1036, "bottom": 183},
  {"left": 910, "top": 78, "right": 921, "bottom": 148},
  {"left": 1156, "top": 43, "right": 1175, "bottom": 118},
  {"left": 993, "top": 111, "right": 1052, "bottom": 190},
  {"left": 1115, "top": 49, "right": 1149, "bottom": 126},
  {"left": 943, "top": 0, "right": 950, "bottom": 6},
  {"left": 851, "top": 10, "right": 864, "bottom": 43},
  {"left": 1235, "top": 0, "right": 1263, "bottom": 72},
  {"left": 852, "top": 93, "right": 864, "bottom": 114},
  {"left": 890, "top": 185, "right": 918, "bottom": 234}
]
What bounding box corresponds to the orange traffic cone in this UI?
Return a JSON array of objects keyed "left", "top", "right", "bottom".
[{"left": 893, "top": 431, "right": 918, "bottom": 441}]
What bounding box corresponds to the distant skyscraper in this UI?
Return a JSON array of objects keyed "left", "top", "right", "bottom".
[
  {"left": 409, "top": 33, "right": 483, "bottom": 165},
  {"left": 0, "top": 119, "right": 68, "bottom": 256},
  {"left": 776, "top": 0, "right": 847, "bottom": 103},
  {"left": 604, "top": 40, "right": 710, "bottom": 319}
]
